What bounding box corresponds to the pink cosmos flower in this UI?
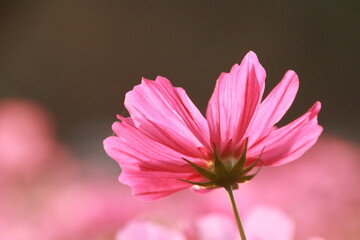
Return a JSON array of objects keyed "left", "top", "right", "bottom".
[{"left": 104, "top": 51, "right": 323, "bottom": 200}]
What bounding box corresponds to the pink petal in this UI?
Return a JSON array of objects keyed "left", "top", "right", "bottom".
[
  {"left": 124, "top": 76, "right": 211, "bottom": 159},
  {"left": 118, "top": 168, "right": 200, "bottom": 201},
  {"left": 104, "top": 119, "right": 206, "bottom": 201},
  {"left": 246, "top": 70, "right": 299, "bottom": 145},
  {"left": 247, "top": 102, "right": 323, "bottom": 166},
  {"left": 246, "top": 51, "right": 266, "bottom": 95},
  {"left": 206, "top": 51, "right": 262, "bottom": 157},
  {"left": 175, "top": 87, "right": 211, "bottom": 150}
]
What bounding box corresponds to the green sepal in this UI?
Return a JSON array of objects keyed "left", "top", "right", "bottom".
[
  {"left": 236, "top": 162, "right": 262, "bottom": 183},
  {"left": 229, "top": 138, "right": 248, "bottom": 175},
  {"left": 181, "top": 158, "right": 216, "bottom": 180},
  {"left": 213, "top": 146, "right": 229, "bottom": 176},
  {"left": 178, "top": 179, "right": 216, "bottom": 187},
  {"left": 240, "top": 157, "right": 259, "bottom": 176},
  {"left": 240, "top": 146, "right": 264, "bottom": 176},
  {"left": 235, "top": 173, "right": 257, "bottom": 183},
  {"left": 180, "top": 144, "right": 264, "bottom": 190}
]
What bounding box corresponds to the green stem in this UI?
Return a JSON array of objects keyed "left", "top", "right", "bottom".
[{"left": 225, "top": 186, "right": 247, "bottom": 240}]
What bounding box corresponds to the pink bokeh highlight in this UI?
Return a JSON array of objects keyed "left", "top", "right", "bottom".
[
  {"left": 0, "top": 98, "right": 358, "bottom": 239},
  {"left": 0, "top": 99, "right": 56, "bottom": 182},
  {"left": 116, "top": 206, "right": 326, "bottom": 240}
]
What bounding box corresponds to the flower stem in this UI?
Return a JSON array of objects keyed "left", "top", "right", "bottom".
[{"left": 225, "top": 186, "right": 247, "bottom": 240}]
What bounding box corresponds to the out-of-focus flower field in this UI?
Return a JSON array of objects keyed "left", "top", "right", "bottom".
[{"left": 0, "top": 98, "right": 359, "bottom": 240}]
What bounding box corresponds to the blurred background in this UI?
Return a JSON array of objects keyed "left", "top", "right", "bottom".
[{"left": 0, "top": 1, "right": 359, "bottom": 240}]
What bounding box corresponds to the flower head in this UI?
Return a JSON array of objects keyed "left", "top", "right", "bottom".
[{"left": 104, "top": 51, "right": 322, "bottom": 201}]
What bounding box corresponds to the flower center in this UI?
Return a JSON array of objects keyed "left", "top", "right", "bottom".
[{"left": 179, "top": 139, "right": 263, "bottom": 189}]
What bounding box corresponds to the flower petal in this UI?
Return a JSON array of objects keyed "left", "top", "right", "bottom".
[
  {"left": 125, "top": 76, "right": 211, "bottom": 158},
  {"left": 247, "top": 102, "right": 323, "bottom": 166},
  {"left": 246, "top": 70, "right": 299, "bottom": 145},
  {"left": 104, "top": 119, "right": 206, "bottom": 200},
  {"left": 246, "top": 51, "right": 266, "bottom": 95},
  {"left": 175, "top": 87, "right": 211, "bottom": 150},
  {"left": 119, "top": 169, "right": 201, "bottom": 201},
  {"left": 206, "top": 51, "right": 262, "bottom": 156}
]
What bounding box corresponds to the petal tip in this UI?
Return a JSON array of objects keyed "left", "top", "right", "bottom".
[
  {"left": 305, "top": 101, "right": 322, "bottom": 121},
  {"left": 230, "top": 63, "right": 240, "bottom": 72},
  {"left": 103, "top": 137, "right": 110, "bottom": 147},
  {"left": 246, "top": 50, "right": 258, "bottom": 59},
  {"left": 285, "top": 70, "right": 298, "bottom": 79},
  {"left": 140, "top": 77, "right": 153, "bottom": 85},
  {"left": 313, "top": 101, "right": 322, "bottom": 113},
  {"left": 103, "top": 136, "right": 117, "bottom": 156},
  {"left": 244, "top": 51, "right": 262, "bottom": 65},
  {"left": 111, "top": 121, "right": 120, "bottom": 132},
  {"left": 116, "top": 114, "right": 122, "bottom": 119}
]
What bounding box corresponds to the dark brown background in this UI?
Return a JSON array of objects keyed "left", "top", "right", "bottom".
[{"left": 0, "top": 0, "right": 359, "bottom": 157}]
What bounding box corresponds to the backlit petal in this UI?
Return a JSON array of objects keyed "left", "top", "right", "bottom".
[
  {"left": 206, "top": 52, "right": 262, "bottom": 156},
  {"left": 125, "top": 76, "right": 210, "bottom": 158},
  {"left": 247, "top": 51, "right": 266, "bottom": 95},
  {"left": 247, "top": 102, "right": 323, "bottom": 166},
  {"left": 246, "top": 70, "right": 299, "bottom": 145},
  {"left": 104, "top": 119, "right": 206, "bottom": 200}
]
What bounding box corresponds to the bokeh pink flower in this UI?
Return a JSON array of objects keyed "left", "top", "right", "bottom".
[
  {"left": 0, "top": 99, "right": 57, "bottom": 182},
  {"left": 116, "top": 206, "right": 326, "bottom": 240},
  {"left": 0, "top": 98, "right": 358, "bottom": 239},
  {"left": 116, "top": 221, "right": 186, "bottom": 240},
  {"left": 104, "top": 51, "right": 323, "bottom": 200},
  {"left": 0, "top": 99, "right": 127, "bottom": 239}
]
